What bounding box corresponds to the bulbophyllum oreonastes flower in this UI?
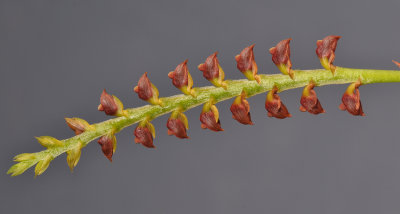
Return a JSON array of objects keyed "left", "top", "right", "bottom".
[
  {"left": 168, "top": 59, "right": 196, "bottom": 97},
  {"left": 299, "top": 82, "right": 325, "bottom": 114},
  {"left": 235, "top": 44, "right": 260, "bottom": 83},
  {"left": 98, "top": 89, "right": 125, "bottom": 116},
  {"left": 269, "top": 38, "right": 294, "bottom": 79},
  {"left": 316, "top": 35, "right": 341, "bottom": 74},
  {"left": 339, "top": 80, "right": 365, "bottom": 116},
  {"left": 97, "top": 133, "right": 117, "bottom": 162},
  {"left": 134, "top": 120, "right": 156, "bottom": 148},
  {"left": 198, "top": 52, "right": 227, "bottom": 89},
  {"left": 134, "top": 72, "right": 162, "bottom": 106},
  {"left": 167, "top": 111, "right": 189, "bottom": 139},
  {"left": 230, "top": 91, "right": 253, "bottom": 125},
  {"left": 265, "top": 86, "right": 291, "bottom": 119},
  {"left": 65, "top": 117, "right": 92, "bottom": 135},
  {"left": 200, "top": 99, "right": 224, "bottom": 132}
]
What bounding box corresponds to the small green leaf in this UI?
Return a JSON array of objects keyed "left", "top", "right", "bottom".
[{"left": 67, "top": 141, "right": 82, "bottom": 172}]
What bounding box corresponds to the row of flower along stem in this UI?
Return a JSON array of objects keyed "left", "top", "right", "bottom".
[
  {"left": 9, "top": 35, "right": 400, "bottom": 176},
  {"left": 12, "top": 66, "right": 400, "bottom": 175}
]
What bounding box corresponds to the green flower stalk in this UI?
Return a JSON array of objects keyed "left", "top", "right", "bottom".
[{"left": 7, "top": 36, "right": 400, "bottom": 177}]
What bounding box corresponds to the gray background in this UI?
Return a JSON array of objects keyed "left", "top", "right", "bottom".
[{"left": 1, "top": 0, "right": 400, "bottom": 213}]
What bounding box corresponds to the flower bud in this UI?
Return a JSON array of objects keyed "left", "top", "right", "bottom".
[
  {"left": 299, "top": 82, "right": 325, "bottom": 114},
  {"left": 200, "top": 100, "right": 224, "bottom": 131},
  {"left": 269, "top": 38, "right": 294, "bottom": 79},
  {"left": 13, "top": 153, "right": 36, "bottom": 162},
  {"left": 393, "top": 60, "right": 400, "bottom": 68},
  {"left": 67, "top": 141, "right": 82, "bottom": 172},
  {"left": 339, "top": 80, "right": 365, "bottom": 116},
  {"left": 65, "top": 117, "right": 92, "bottom": 135},
  {"left": 316, "top": 35, "right": 341, "bottom": 74},
  {"left": 198, "top": 52, "right": 227, "bottom": 89},
  {"left": 230, "top": 91, "right": 253, "bottom": 125},
  {"left": 134, "top": 72, "right": 163, "bottom": 106},
  {"left": 265, "top": 87, "right": 291, "bottom": 119},
  {"left": 235, "top": 44, "right": 260, "bottom": 83},
  {"left": 35, "top": 155, "right": 53, "bottom": 177},
  {"left": 167, "top": 111, "right": 189, "bottom": 139},
  {"left": 36, "top": 136, "right": 63, "bottom": 148},
  {"left": 98, "top": 89, "right": 125, "bottom": 116},
  {"left": 98, "top": 133, "right": 117, "bottom": 162},
  {"left": 168, "top": 60, "right": 196, "bottom": 96},
  {"left": 134, "top": 120, "right": 156, "bottom": 148}
]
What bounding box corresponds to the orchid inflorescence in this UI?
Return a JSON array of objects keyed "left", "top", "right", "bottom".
[{"left": 8, "top": 35, "right": 400, "bottom": 177}]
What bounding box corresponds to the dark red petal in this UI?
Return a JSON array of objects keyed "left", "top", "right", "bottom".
[
  {"left": 134, "top": 126, "right": 155, "bottom": 148},
  {"left": 230, "top": 97, "right": 253, "bottom": 125},
  {"left": 341, "top": 91, "right": 365, "bottom": 116},
  {"left": 300, "top": 87, "right": 325, "bottom": 115},
  {"left": 198, "top": 52, "right": 220, "bottom": 81},
  {"left": 166, "top": 118, "right": 189, "bottom": 139},
  {"left": 200, "top": 111, "right": 223, "bottom": 132},
  {"left": 169, "top": 59, "right": 189, "bottom": 88},
  {"left": 134, "top": 72, "right": 153, "bottom": 101},
  {"left": 98, "top": 135, "right": 114, "bottom": 162},
  {"left": 270, "top": 39, "right": 291, "bottom": 66},
  {"left": 265, "top": 91, "right": 291, "bottom": 119},
  {"left": 98, "top": 89, "right": 118, "bottom": 116},
  {"left": 236, "top": 44, "right": 256, "bottom": 73},
  {"left": 316, "top": 35, "right": 341, "bottom": 59}
]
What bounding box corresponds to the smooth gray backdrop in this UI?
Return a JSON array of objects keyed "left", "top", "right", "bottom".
[{"left": 1, "top": 0, "right": 400, "bottom": 213}]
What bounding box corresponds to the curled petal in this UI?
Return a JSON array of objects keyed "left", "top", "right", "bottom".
[
  {"left": 269, "top": 39, "right": 293, "bottom": 78},
  {"left": 98, "top": 134, "right": 116, "bottom": 162},
  {"left": 235, "top": 44, "right": 260, "bottom": 83},
  {"left": 339, "top": 81, "right": 365, "bottom": 116},
  {"left": 167, "top": 118, "right": 189, "bottom": 139},
  {"left": 200, "top": 111, "right": 224, "bottom": 132},
  {"left": 134, "top": 126, "right": 155, "bottom": 148},
  {"left": 230, "top": 91, "right": 253, "bottom": 125},
  {"left": 198, "top": 52, "right": 226, "bottom": 88},
  {"left": 265, "top": 87, "right": 291, "bottom": 119},
  {"left": 316, "top": 35, "right": 341, "bottom": 74},
  {"left": 299, "top": 83, "right": 325, "bottom": 114}
]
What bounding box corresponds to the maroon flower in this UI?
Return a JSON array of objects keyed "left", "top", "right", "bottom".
[
  {"left": 316, "top": 35, "right": 341, "bottom": 74},
  {"left": 265, "top": 87, "right": 291, "bottom": 119},
  {"left": 200, "top": 102, "right": 223, "bottom": 132},
  {"left": 230, "top": 91, "right": 253, "bottom": 125},
  {"left": 339, "top": 81, "right": 365, "bottom": 116},
  {"left": 98, "top": 133, "right": 116, "bottom": 162},
  {"left": 98, "top": 89, "right": 124, "bottom": 116},
  {"left": 134, "top": 123, "right": 155, "bottom": 148},
  {"left": 168, "top": 60, "right": 195, "bottom": 96},
  {"left": 235, "top": 44, "right": 260, "bottom": 83},
  {"left": 299, "top": 83, "right": 325, "bottom": 114},
  {"left": 269, "top": 38, "right": 293, "bottom": 79},
  {"left": 198, "top": 52, "right": 227, "bottom": 88},
  {"left": 134, "top": 72, "right": 162, "bottom": 105},
  {"left": 167, "top": 118, "right": 189, "bottom": 139},
  {"left": 65, "top": 117, "right": 91, "bottom": 135}
]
